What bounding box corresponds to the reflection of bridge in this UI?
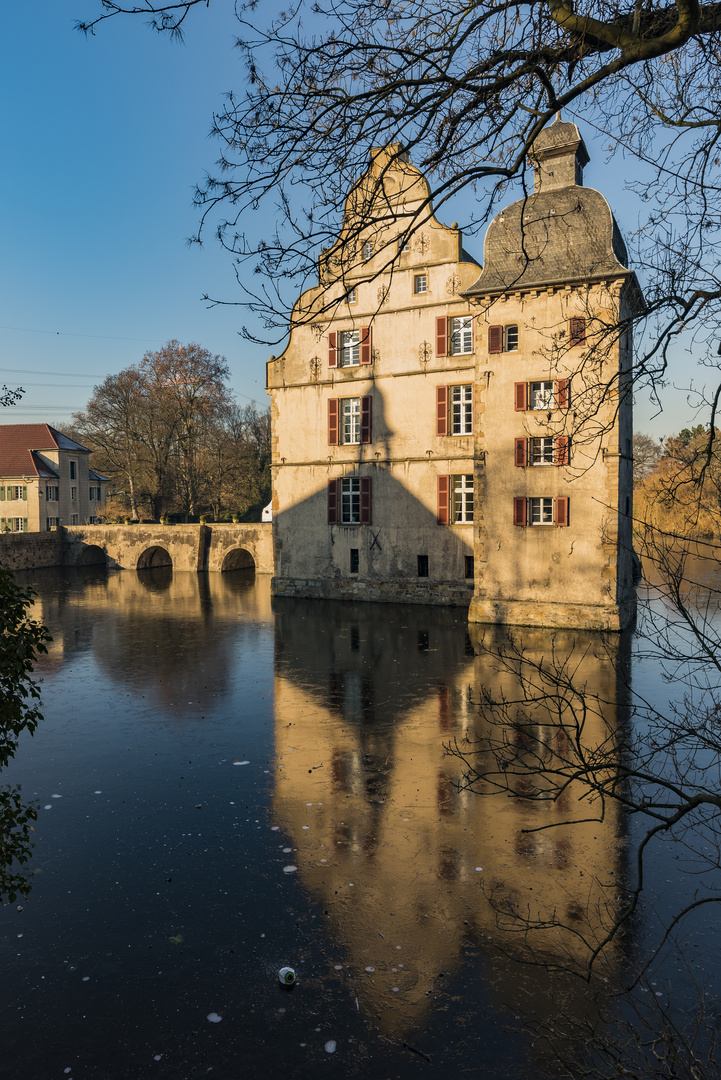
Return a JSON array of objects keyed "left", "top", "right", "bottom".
[{"left": 62, "top": 523, "right": 272, "bottom": 573}]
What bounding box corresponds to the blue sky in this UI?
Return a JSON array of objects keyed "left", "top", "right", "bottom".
[{"left": 0, "top": 2, "right": 697, "bottom": 437}]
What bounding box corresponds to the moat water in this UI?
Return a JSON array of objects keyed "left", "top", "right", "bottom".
[{"left": 1, "top": 568, "right": 719, "bottom": 1079}]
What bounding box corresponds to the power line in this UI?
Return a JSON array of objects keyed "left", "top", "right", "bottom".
[{"left": 0, "top": 325, "right": 167, "bottom": 343}]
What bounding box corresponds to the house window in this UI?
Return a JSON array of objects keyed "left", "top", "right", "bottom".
[
  {"left": 449, "top": 316, "right": 474, "bottom": 355},
  {"left": 13, "top": 485, "right": 25, "bottom": 501},
  {"left": 450, "top": 385, "right": 473, "bottom": 435},
  {"left": 362, "top": 240, "right": 374, "bottom": 260},
  {"left": 341, "top": 398, "right": 361, "bottom": 444},
  {"left": 70, "top": 486, "right": 77, "bottom": 502},
  {"left": 464, "top": 555, "right": 474, "bottom": 580},
  {"left": 488, "top": 325, "right": 519, "bottom": 352},
  {"left": 418, "top": 554, "right": 429, "bottom": 577},
  {"left": 70, "top": 514, "right": 79, "bottom": 526},
  {"left": 340, "top": 330, "right": 360, "bottom": 366},
  {"left": 328, "top": 477, "right": 371, "bottom": 524},
  {"left": 46, "top": 485, "right": 59, "bottom": 501},
  {"left": 414, "top": 274, "right": 427, "bottom": 295},
  {"left": 530, "top": 381, "right": 555, "bottom": 410},
  {"left": 452, "top": 475, "right": 474, "bottom": 523},
  {"left": 569, "top": 317, "right": 586, "bottom": 345},
  {"left": 70, "top": 461, "right": 76, "bottom": 480},
  {"left": 13, "top": 518, "right": 27, "bottom": 532},
  {"left": 399, "top": 238, "right": 410, "bottom": 253},
  {"left": 346, "top": 287, "right": 357, "bottom": 304},
  {"left": 46, "top": 517, "right": 58, "bottom": 530},
  {"left": 530, "top": 497, "right": 555, "bottom": 525},
  {"left": 350, "top": 548, "right": 359, "bottom": 574},
  {"left": 531, "top": 437, "right": 556, "bottom": 465},
  {"left": 340, "top": 478, "right": 361, "bottom": 524}
]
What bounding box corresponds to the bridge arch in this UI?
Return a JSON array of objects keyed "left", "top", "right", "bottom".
[
  {"left": 137, "top": 546, "right": 173, "bottom": 570},
  {"left": 78, "top": 544, "right": 106, "bottom": 567},
  {"left": 221, "top": 547, "right": 255, "bottom": 572}
]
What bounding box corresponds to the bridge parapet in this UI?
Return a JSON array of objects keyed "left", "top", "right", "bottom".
[{"left": 62, "top": 523, "right": 273, "bottom": 574}]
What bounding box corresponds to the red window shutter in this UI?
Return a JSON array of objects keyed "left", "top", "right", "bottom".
[
  {"left": 437, "top": 475, "right": 450, "bottom": 525},
  {"left": 328, "top": 398, "right": 339, "bottom": 445},
  {"left": 435, "top": 316, "right": 447, "bottom": 357},
  {"left": 328, "top": 332, "right": 337, "bottom": 368},
  {"left": 554, "top": 496, "right": 569, "bottom": 527},
  {"left": 361, "top": 396, "right": 372, "bottom": 443},
  {"left": 514, "top": 438, "right": 528, "bottom": 467},
  {"left": 488, "top": 325, "right": 503, "bottom": 353},
  {"left": 436, "top": 386, "right": 448, "bottom": 436},
  {"left": 360, "top": 325, "right": 372, "bottom": 365},
  {"left": 555, "top": 436, "right": 570, "bottom": 466},
  {"left": 556, "top": 378, "right": 570, "bottom": 410},
  {"left": 360, "top": 477, "right": 372, "bottom": 524},
  {"left": 514, "top": 382, "right": 527, "bottom": 411},
  {"left": 569, "top": 317, "right": 586, "bottom": 345},
  {"left": 327, "top": 480, "right": 338, "bottom": 524},
  {"left": 513, "top": 497, "right": 527, "bottom": 527}
]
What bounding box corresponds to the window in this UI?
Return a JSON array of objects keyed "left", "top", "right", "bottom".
[
  {"left": 488, "top": 325, "right": 519, "bottom": 353},
  {"left": 465, "top": 555, "right": 474, "bottom": 580},
  {"left": 329, "top": 396, "right": 372, "bottom": 444},
  {"left": 514, "top": 380, "right": 570, "bottom": 411},
  {"left": 329, "top": 327, "right": 372, "bottom": 367},
  {"left": 13, "top": 518, "right": 26, "bottom": 533},
  {"left": 414, "top": 274, "right": 427, "bottom": 295},
  {"left": 452, "top": 475, "right": 474, "bottom": 523},
  {"left": 450, "top": 385, "right": 473, "bottom": 435},
  {"left": 399, "top": 238, "right": 410, "bottom": 253},
  {"left": 328, "top": 477, "right": 371, "bottom": 525},
  {"left": 46, "top": 485, "right": 59, "bottom": 501},
  {"left": 417, "top": 554, "right": 429, "bottom": 577},
  {"left": 70, "top": 514, "right": 79, "bottom": 526},
  {"left": 70, "top": 486, "right": 77, "bottom": 502},
  {"left": 350, "top": 548, "right": 359, "bottom": 574},
  {"left": 346, "top": 287, "right": 357, "bottom": 304},
  {"left": 341, "top": 398, "right": 361, "bottom": 444},
  {"left": 70, "top": 461, "right": 76, "bottom": 480},
  {"left": 362, "top": 240, "right": 374, "bottom": 260},
  {"left": 530, "top": 437, "right": 556, "bottom": 465},
  {"left": 569, "top": 317, "right": 586, "bottom": 345},
  {"left": 46, "top": 517, "right": 58, "bottom": 530},
  {"left": 449, "top": 316, "right": 474, "bottom": 355},
  {"left": 513, "top": 496, "right": 569, "bottom": 527},
  {"left": 12, "top": 485, "right": 26, "bottom": 501}
]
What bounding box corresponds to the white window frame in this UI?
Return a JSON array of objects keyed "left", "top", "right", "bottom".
[
  {"left": 340, "top": 398, "right": 361, "bottom": 445},
  {"left": 529, "top": 381, "right": 555, "bottom": 410},
  {"left": 530, "top": 437, "right": 555, "bottom": 465},
  {"left": 452, "top": 475, "right": 474, "bottom": 523},
  {"left": 339, "top": 329, "right": 360, "bottom": 367},
  {"left": 340, "top": 477, "right": 361, "bottom": 524},
  {"left": 399, "top": 238, "right": 410, "bottom": 253},
  {"left": 12, "top": 485, "right": 24, "bottom": 501},
  {"left": 46, "top": 517, "right": 58, "bottom": 531},
  {"left": 13, "top": 517, "right": 24, "bottom": 533},
  {"left": 70, "top": 514, "right": 79, "bottom": 526},
  {"left": 505, "top": 325, "right": 519, "bottom": 351},
  {"left": 529, "top": 497, "right": 554, "bottom": 525},
  {"left": 449, "top": 316, "right": 474, "bottom": 356},
  {"left": 46, "top": 485, "right": 59, "bottom": 502},
  {"left": 450, "top": 385, "right": 473, "bottom": 435},
  {"left": 362, "top": 240, "right": 374, "bottom": 261},
  {"left": 346, "top": 287, "right": 357, "bottom": 305},
  {"left": 70, "top": 486, "right": 77, "bottom": 502},
  {"left": 413, "top": 274, "right": 427, "bottom": 295}
]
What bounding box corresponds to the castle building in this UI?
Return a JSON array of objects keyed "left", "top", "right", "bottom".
[
  {"left": 266, "top": 119, "right": 640, "bottom": 630},
  {"left": 0, "top": 424, "right": 107, "bottom": 532}
]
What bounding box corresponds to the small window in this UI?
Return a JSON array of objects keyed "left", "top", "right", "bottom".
[
  {"left": 414, "top": 274, "right": 427, "bottom": 295},
  {"left": 340, "top": 398, "right": 361, "bottom": 444},
  {"left": 505, "top": 325, "right": 519, "bottom": 351},
  {"left": 12, "top": 485, "right": 24, "bottom": 501},
  {"left": 450, "top": 316, "right": 473, "bottom": 355},
  {"left": 362, "top": 240, "right": 374, "bottom": 261},
  {"left": 418, "top": 554, "right": 429, "bottom": 578},
  {"left": 346, "top": 287, "right": 357, "bottom": 305},
  {"left": 569, "top": 317, "right": 586, "bottom": 345},
  {"left": 530, "top": 437, "right": 555, "bottom": 465},
  {"left": 489, "top": 324, "right": 519, "bottom": 352},
  {"left": 70, "top": 514, "right": 79, "bottom": 526},
  {"left": 529, "top": 381, "right": 555, "bottom": 410},
  {"left": 70, "top": 461, "right": 77, "bottom": 480},
  {"left": 339, "top": 330, "right": 360, "bottom": 367},
  {"left": 350, "top": 548, "right": 359, "bottom": 574},
  {"left": 452, "top": 475, "right": 474, "bottom": 523},
  {"left": 529, "top": 497, "right": 554, "bottom": 525},
  {"left": 13, "top": 517, "right": 25, "bottom": 533},
  {"left": 399, "top": 238, "right": 410, "bottom": 253},
  {"left": 450, "top": 385, "right": 473, "bottom": 435},
  {"left": 70, "top": 486, "right": 77, "bottom": 502},
  {"left": 340, "top": 477, "right": 361, "bottom": 524},
  {"left": 46, "top": 485, "right": 59, "bottom": 501},
  {"left": 46, "top": 517, "right": 58, "bottom": 531},
  {"left": 464, "top": 555, "right": 474, "bottom": 580}
]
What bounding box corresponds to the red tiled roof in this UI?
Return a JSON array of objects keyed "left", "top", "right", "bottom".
[{"left": 0, "top": 424, "right": 89, "bottom": 478}]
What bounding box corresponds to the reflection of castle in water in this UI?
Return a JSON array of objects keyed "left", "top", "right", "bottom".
[
  {"left": 23, "top": 568, "right": 273, "bottom": 717},
  {"left": 272, "top": 597, "right": 630, "bottom": 1040}
]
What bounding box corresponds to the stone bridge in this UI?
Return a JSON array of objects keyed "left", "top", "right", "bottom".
[{"left": 62, "top": 523, "right": 273, "bottom": 574}]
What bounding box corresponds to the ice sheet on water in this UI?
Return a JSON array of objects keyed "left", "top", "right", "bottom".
[
  {"left": 232, "top": 760, "right": 250, "bottom": 766},
  {"left": 325, "top": 1040, "right": 337, "bottom": 1053},
  {"left": 207, "top": 1013, "right": 222, "bottom": 1023},
  {"left": 283, "top": 865, "right": 298, "bottom": 874}
]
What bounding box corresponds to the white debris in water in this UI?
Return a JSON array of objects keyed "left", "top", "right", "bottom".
[
  {"left": 94, "top": 791, "right": 102, "bottom": 795},
  {"left": 320, "top": 859, "right": 327, "bottom": 863},
  {"left": 283, "top": 865, "right": 298, "bottom": 874},
  {"left": 82, "top": 977, "right": 90, "bottom": 982},
  {"left": 392, "top": 987, "right": 400, "bottom": 992},
  {"left": 365, "top": 967, "right": 375, "bottom": 973},
  {"left": 233, "top": 760, "right": 250, "bottom": 766},
  {"left": 153, "top": 1055, "right": 162, "bottom": 1061},
  {"left": 302, "top": 826, "right": 309, "bottom": 830},
  {"left": 52, "top": 794, "right": 62, "bottom": 799},
  {"left": 64, "top": 1069, "right": 72, "bottom": 1075},
  {"left": 325, "top": 1040, "right": 337, "bottom": 1054},
  {"left": 270, "top": 826, "right": 279, "bottom": 831},
  {"left": 44, "top": 805, "right": 52, "bottom": 810},
  {"left": 475, "top": 867, "right": 483, "bottom": 872},
  {"left": 283, "top": 848, "right": 292, "bottom": 853},
  {"left": 306, "top": 803, "right": 313, "bottom": 806},
  {"left": 334, "top": 965, "right": 342, "bottom": 970},
  {"left": 207, "top": 1013, "right": 222, "bottom": 1023}
]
